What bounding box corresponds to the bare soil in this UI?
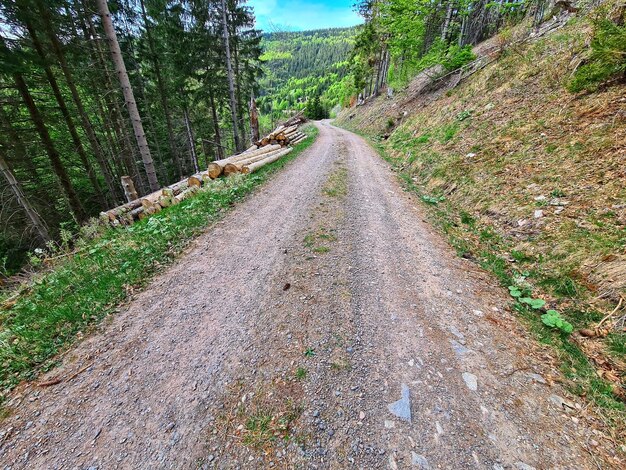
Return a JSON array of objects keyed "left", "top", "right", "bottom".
[{"left": 0, "top": 122, "right": 622, "bottom": 469}]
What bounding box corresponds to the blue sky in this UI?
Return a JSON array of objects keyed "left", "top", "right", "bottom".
[{"left": 247, "top": 0, "right": 363, "bottom": 32}]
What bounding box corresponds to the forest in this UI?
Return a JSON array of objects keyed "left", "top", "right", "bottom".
[
  {"left": 344, "top": 0, "right": 590, "bottom": 101},
  {"left": 0, "top": 0, "right": 262, "bottom": 276},
  {"left": 256, "top": 27, "right": 356, "bottom": 124}
]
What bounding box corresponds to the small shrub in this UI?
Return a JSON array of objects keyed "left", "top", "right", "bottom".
[
  {"left": 442, "top": 44, "right": 477, "bottom": 71},
  {"left": 520, "top": 297, "right": 547, "bottom": 309},
  {"left": 567, "top": 18, "right": 626, "bottom": 92},
  {"left": 541, "top": 309, "right": 574, "bottom": 334}
]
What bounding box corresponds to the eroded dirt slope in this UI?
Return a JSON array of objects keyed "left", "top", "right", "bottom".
[{"left": 0, "top": 122, "right": 622, "bottom": 469}]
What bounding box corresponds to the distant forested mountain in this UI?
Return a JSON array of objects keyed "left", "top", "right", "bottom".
[{"left": 257, "top": 27, "right": 357, "bottom": 126}]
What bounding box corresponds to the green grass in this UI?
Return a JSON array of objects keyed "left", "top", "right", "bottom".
[
  {"left": 242, "top": 401, "right": 302, "bottom": 449},
  {"left": 304, "top": 228, "right": 336, "bottom": 253},
  {"left": 0, "top": 125, "right": 319, "bottom": 404}
]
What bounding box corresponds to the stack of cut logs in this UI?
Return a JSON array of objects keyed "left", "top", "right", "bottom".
[
  {"left": 100, "top": 121, "right": 308, "bottom": 227},
  {"left": 207, "top": 124, "right": 307, "bottom": 179}
]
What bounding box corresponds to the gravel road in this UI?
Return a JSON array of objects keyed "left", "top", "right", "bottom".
[{"left": 0, "top": 122, "right": 621, "bottom": 469}]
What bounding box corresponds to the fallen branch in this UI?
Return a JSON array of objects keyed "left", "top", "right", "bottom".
[
  {"left": 37, "top": 362, "right": 94, "bottom": 387},
  {"left": 597, "top": 296, "right": 624, "bottom": 329}
]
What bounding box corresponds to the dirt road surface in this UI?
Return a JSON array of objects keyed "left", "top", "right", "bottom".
[{"left": 0, "top": 122, "right": 621, "bottom": 469}]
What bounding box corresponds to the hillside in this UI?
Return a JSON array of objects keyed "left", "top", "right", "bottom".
[
  {"left": 257, "top": 27, "right": 356, "bottom": 126},
  {"left": 336, "top": 11, "right": 626, "bottom": 422}
]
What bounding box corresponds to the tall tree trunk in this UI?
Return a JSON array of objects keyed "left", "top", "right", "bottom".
[
  {"left": 123, "top": 20, "right": 168, "bottom": 183},
  {"left": 22, "top": 15, "right": 107, "bottom": 208},
  {"left": 458, "top": 14, "right": 466, "bottom": 45},
  {"left": 0, "top": 150, "right": 51, "bottom": 244},
  {"left": 209, "top": 86, "right": 224, "bottom": 160},
  {"left": 249, "top": 95, "right": 260, "bottom": 143},
  {"left": 182, "top": 103, "right": 198, "bottom": 173},
  {"left": 441, "top": 1, "right": 454, "bottom": 41},
  {"left": 139, "top": 0, "right": 183, "bottom": 179},
  {"left": 221, "top": 0, "right": 242, "bottom": 152},
  {"left": 12, "top": 72, "right": 88, "bottom": 222},
  {"left": 82, "top": 1, "right": 144, "bottom": 194},
  {"left": 232, "top": 38, "right": 247, "bottom": 148},
  {"left": 374, "top": 47, "right": 384, "bottom": 95},
  {"left": 96, "top": 0, "right": 160, "bottom": 192}
]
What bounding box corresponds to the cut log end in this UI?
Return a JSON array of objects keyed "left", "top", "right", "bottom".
[
  {"left": 208, "top": 163, "right": 222, "bottom": 179},
  {"left": 223, "top": 163, "right": 240, "bottom": 177},
  {"left": 188, "top": 175, "right": 202, "bottom": 188}
]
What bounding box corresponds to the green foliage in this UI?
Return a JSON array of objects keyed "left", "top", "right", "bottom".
[
  {"left": 460, "top": 211, "right": 476, "bottom": 227},
  {"left": 421, "top": 194, "right": 445, "bottom": 205},
  {"left": 305, "top": 95, "right": 329, "bottom": 120},
  {"left": 258, "top": 27, "right": 356, "bottom": 125},
  {"left": 415, "top": 133, "right": 430, "bottom": 144},
  {"left": 508, "top": 285, "right": 523, "bottom": 298},
  {"left": 441, "top": 44, "right": 477, "bottom": 72},
  {"left": 304, "top": 347, "right": 315, "bottom": 357},
  {"left": 0, "top": 0, "right": 264, "bottom": 272},
  {"left": 541, "top": 309, "right": 574, "bottom": 334},
  {"left": 519, "top": 297, "right": 547, "bottom": 309},
  {"left": 568, "top": 17, "right": 626, "bottom": 92},
  {"left": 0, "top": 126, "right": 318, "bottom": 398}
]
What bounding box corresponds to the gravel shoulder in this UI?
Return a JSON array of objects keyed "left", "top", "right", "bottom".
[{"left": 0, "top": 122, "right": 622, "bottom": 469}]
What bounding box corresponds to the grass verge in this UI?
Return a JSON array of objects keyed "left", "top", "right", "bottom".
[{"left": 0, "top": 124, "right": 319, "bottom": 405}]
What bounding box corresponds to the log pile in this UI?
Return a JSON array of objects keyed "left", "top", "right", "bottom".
[
  {"left": 207, "top": 121, "right": 309, "bottom": 179},
  {"left": 100, "top": 120, "right": 309, "bottom": 227}
]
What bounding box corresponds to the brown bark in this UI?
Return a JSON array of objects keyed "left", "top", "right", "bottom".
[
  {"left": 81, "top": 2, "right": 143, "bottom": 193},
  {"left": 183, "top": 104, "right": 199, "bottom": 173},
  {"left": 121, "top": 176, "right": 138, "bottom": 203},
  {"left": 209, "top": 87, "right": 224, "bottom": 160},
  {"left": 96, "top": 0, "right": 160, "bottom": 192},
  {"left": 249, "top": 96, "right": 260, "bottom": 143},
  {"left": 207, "top": 144, "right": 281, "bottom": 179},
  {"left": 244, "top": 148, "right": 292, "bottom": 174}
]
